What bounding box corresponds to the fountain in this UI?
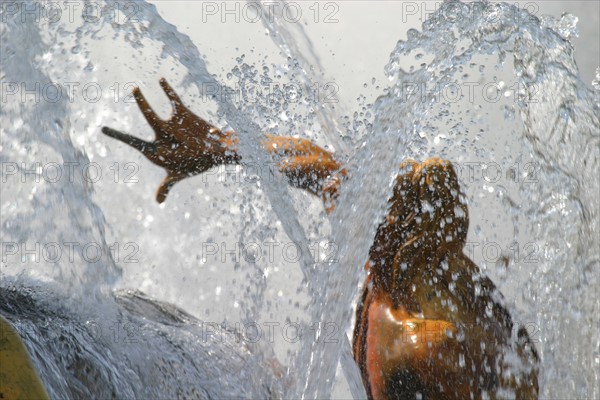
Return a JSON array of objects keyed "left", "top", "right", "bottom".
[{"left": 1, "top": 1, "right": 598, "bottom": 398}]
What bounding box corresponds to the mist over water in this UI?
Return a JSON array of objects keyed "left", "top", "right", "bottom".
[{"left": 1, "top": 1, "right": 598, "bottom": 398}]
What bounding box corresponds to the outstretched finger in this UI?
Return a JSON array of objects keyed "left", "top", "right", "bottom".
[
  {"left": 156, "top": 173, "right": 185, "bottom": 203},
  {"left": 133, "top": 87, "right": 165, "bottom": 133},
  {"left": 159, "top": 77, "right": 186, "bottom": 113},
  {"left": 101, "top": 127, "right": 158, "bottom": 161}
]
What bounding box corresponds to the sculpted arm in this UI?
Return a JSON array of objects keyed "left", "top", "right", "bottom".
[{"left": 101, "top": 78, "right": 345, "bottom": 211}]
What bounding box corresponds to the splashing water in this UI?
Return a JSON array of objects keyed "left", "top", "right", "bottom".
[{"left": 1, "top": 1, "right": 598, "bottom": 398}]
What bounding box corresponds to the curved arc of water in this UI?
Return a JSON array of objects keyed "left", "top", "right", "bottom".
[
  {"left": 250, "top": 0, "right": 351, "bottom": 159},
  {"left": 101, "top": 4, "right": 324, "bottom": 397},
  {"left": 1, "top": 2, "right": 122, "bottom": 299}
]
